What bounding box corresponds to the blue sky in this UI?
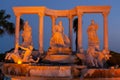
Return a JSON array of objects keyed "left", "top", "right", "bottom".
[{"left": 0, "top": 0, "right": 120, "bottom": 53}]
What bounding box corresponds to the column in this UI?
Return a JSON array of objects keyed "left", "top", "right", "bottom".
[
  {"left": 14, "top": 14, "right": 21, "bottom": 53},
  {"left": 103, "top": 12, "right": 109, "bottom": 51},
  {"left": 77, "top": 13, "right": 83, "bottom": 53},
  {"left": 51, "top": 16, "right": 56, "bottom": 34},
  {"left": 68, "top": 15, "right": 73, "bottom": 49},
  {"left": 38, "top": 14, "right": 44, "bottom": 54}
]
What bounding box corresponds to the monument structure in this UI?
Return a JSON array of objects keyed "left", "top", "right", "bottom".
[
  {"left": 13, "top": 6, "right": 111, "bottom": 54},
  {"left": 4, "top": 6, "right": 111, "bottom": 78}
]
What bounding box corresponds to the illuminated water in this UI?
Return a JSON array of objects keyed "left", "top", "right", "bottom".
[{"left": 9, "top": 76, "right": 120, "bottom": 80}]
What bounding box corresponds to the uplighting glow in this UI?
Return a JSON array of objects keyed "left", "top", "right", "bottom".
[{"left": 17, "top": 60, "right": 22, "bottom": 64}]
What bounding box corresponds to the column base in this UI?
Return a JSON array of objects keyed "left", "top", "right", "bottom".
[
  {"left": 103, "top": 49, "right": 110, "bottom": 54},
  {"left": 77, "top": 48, "right": 84, "bottom": 53},
  {"left": 39, "top": 48, "right": 44, "bottom": 54},
  {"left": 14, "top": 48, "right": 18, "bottom": 53}
]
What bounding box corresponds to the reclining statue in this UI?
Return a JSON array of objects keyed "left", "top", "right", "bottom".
[{"left": 5, "top": 44, "right": 39, "bottom": 63}]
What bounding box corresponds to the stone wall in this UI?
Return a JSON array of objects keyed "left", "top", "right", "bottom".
[
  {"left": 84, "top": 69, "right": 120, "bottom": 78},
  {"left": 3, "top": 63, "right": 72, "bottom": 77}
]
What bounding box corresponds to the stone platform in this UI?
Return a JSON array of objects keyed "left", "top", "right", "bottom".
[
  {"left": 82, "top": 68, "right": 120, "bottom": 78},
  {"left": 3, "top": 63, "right": 73, "bottom": 77},
  {"left": 48, "top": 47, "right": 72, "bottom": 55},
  {"left": 4, "top": 63, "right": 120, "bottom": 78},
  {"left": 44, "top": 54, "right": 76, "bottom": 63}
]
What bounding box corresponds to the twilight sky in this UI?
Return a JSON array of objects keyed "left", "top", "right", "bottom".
[{"left": 0, "top": 0, "right": 120, "bottom": 53}]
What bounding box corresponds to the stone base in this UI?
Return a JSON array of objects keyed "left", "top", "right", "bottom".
[
  {"left": 30, "top": 66, "right": 72, "bottom": 77},
  {"left": 48, "top": 47, "right": 72, "bottom": 55},
  {"left": 43, "top": 55, "right": 76, "bottom": 64},
  {"left": 3, "top": 63, "right": 73, "bottom": 77},
  {"left": 82, "top": 68, "right": 120, "bottom": 78},
  {"left": 3, "top": 64, "right": 120, "bottom": 78}
]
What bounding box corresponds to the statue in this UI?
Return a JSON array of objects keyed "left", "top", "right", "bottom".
[
  {"left": 50, "top": 21, "right": 70, "bottom": 48},
  {"left": 86, "top": 46, "right": 98, "bottom": 67},
  {"left": 87, "top": 20, "right": 100, "bottom": 49},
  {"left": 5, "top": 43, "right": 39, "bottom": 63},
  {"left": 5, "top": 52, "right": 22, "bottom": 63},
  {"left": 28, "top": 56, "right": 40, "bottom": 63},
  {"left": 21, "top": 21, "right": 33, "bottom": 47},
  {"left": 86, "top": 20, "right": 100, "bottom": 67},
  {"left": 16, "top": 44, "right": 33, "bottom": 62},
  {"left": 77, "top": 48, "right": 110, "bottom": 68}
]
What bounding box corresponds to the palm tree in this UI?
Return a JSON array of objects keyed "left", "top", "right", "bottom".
[
  {"left": 73, "top": 18, "right": 78, "bottom": 51},
  {"left": 0, "top": 10, "right": 15, "bottom": 35},
  {"left": 0, "top": 10, "right": 24, "bottom": 36}
]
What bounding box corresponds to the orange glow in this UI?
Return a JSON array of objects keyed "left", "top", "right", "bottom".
[{"left": 17, "top": 60, "right": 22, "bottom": 64}]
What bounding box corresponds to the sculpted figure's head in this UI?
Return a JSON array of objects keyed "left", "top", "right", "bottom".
[
  {"left": 23, "top": 21, "right": 29, "bottom": 30},
  {"left": 91, "top": 20, "right": 95, "bottom": 25},
  {"left": 25, "top": 21, "right": 29, "bottom": 25},
  {"left": 59, "top": 21, "right": 62, "bottom": 26}
]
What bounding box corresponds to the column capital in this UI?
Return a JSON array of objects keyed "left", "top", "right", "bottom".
[
  {"left": 68, "top": 15, "right": 73, "bottom": 19},
  {"left": 102, "top": 11, "right": 109, "bottom": 17},
  {"left": 38, "top": 12, "right": 44, "bottom": 17},
  {"left": 50, "top": 15, "right": 57, "bottom": 19},
  {"left": 67, "top": 12, "right": 73, "bottom": 19},
  {"left": 15, "top": 13, "right": 21, "bottom": 17},
  {"left": 77, "top": 11, "right": 83, "bottom": 16}
]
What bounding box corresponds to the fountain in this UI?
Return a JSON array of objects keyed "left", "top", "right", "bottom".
[{"left": 3, "top": 6, "right": 116, "bottom": 79}]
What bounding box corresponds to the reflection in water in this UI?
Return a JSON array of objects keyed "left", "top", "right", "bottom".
[{"left": 9, "top": 76, "right": 120, "bottom": 80}]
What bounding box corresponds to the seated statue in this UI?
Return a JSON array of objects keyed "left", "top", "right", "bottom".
[
  {"left": 50, "top": 21, "right": 70, "bottom": 48},
  {"left": 48, "top": 21, "right": 71, "bottom": 55},
  {"left": 21, "top": 21, "right": 33, "bottom": 47},
  {"left": 87, "top": 20, "right": 100, "bottom": 49}
]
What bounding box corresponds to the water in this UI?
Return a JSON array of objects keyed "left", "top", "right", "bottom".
[{"left": 9, "top": 76, "right": 120, "bottom": 80}]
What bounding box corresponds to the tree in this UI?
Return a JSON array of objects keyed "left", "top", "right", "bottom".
[
  {"left": 0, "top": 10, "right": 14, "bottom": 35},
  {"left": 73, "top": 18, "right": 78, "bottom": 51},
  {"left": 0, "top": 10, "right": 24, "bottom": 36}
]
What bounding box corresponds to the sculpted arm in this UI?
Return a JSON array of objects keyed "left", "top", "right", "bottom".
[
  {"left": 16, "top": 43, "right": 28, "bottom": 51},
  {"left": 19, "top": 46, "right": 28, "bottom": 51}
]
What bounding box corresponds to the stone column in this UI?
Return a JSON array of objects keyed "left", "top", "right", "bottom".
[
  {"left": 103, "top": 12, "right": 109, "bottom": 51},
  {"left": 14, "top": 14, "right": 21, "bottom": 53},
  {"left": 51, "top": 16, "right": 56, "bottom": 34},
  {"left": 68, "top": 15, "right": 73, "bottom": 49},
  {"left": 38, "top": 14, "right": 44, "bottom": 54},
  {"left": 77, "top": 13, "right": 83, "bottom": 53}
]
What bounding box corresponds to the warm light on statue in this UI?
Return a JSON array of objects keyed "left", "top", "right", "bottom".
[{"left": 17, "top": 60, "right": 22, "bottom": 64}]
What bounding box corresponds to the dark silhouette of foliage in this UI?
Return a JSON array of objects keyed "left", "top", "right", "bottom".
[
  {"left": 73, "top": 18, "right": 78, "bottom": 51},
  {"left": 106, "top": 51, "right": 120, "bottom": 67},
  {"left": 0, "top": 9, "right": 24, "bottom": 36},
  {"left": 0, "top": 10, "right": 15, "bottom": 35},
  {"left": 0, "top": 54, "right": 5, "bottom": 62}
]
